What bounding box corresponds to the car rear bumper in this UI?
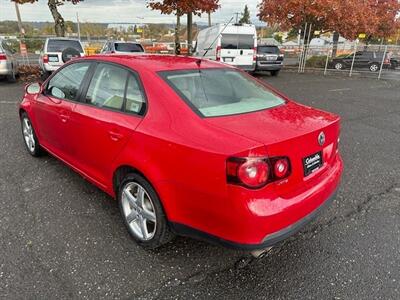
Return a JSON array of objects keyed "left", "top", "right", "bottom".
[
  {"left": 170, "top": 187, "right": 337, "bottom": 250},
  {"left": 256, "top": 61, "right": 283, "bottom": 71},
  {"left": 0, "top": 61, "right": 11, "bottom": 75},
  {"left": 235, "top": 64, "right": 256, "bottom": 71},
  {"left": 42, "top": 63, "right": 61, "bottom": 72},
  {"left": 169, "top": 154, "right": 343, "bottom": 250}
]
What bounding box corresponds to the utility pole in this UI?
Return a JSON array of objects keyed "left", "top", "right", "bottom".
[
  {"left": 208, "top": 12, "right": 211, "bottom": 27},
  {"left": 76, "top": 12, "right": 81, "bottom": 41},
  {"left": 14, "top": 2, "right": 25, "bottom": 36},
  {"left": 234, "top": 12, "right": 240, "bottom": 24}
]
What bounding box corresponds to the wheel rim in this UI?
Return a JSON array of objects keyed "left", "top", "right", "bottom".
[
  {"left": 22, "top": 117, "right": 35, "bottom": 153},
  {"left": 335, "top": 63, "right": 342, "bottom": 70},
  {"left": 371, "top": 64, "right": 378, "bottom": 72},
  {"left": 121, "top": 182, "right": 157, "bottom": 241}
]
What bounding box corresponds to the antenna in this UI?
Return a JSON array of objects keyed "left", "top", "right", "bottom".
[{"left": 201, "top": 16, "right": 234, "bottom": 59}]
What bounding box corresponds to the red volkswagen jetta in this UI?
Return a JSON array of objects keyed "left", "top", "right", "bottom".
[{"left": 19, "top": 55, "right": 343, "bottom": 250}]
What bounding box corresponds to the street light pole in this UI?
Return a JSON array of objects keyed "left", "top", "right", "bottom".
[
  {"left": 14, "top": 2, "right": 25, "bottom": 36},
  {"left": 76, "top": 12, "right": 81, "bottom": 41}
]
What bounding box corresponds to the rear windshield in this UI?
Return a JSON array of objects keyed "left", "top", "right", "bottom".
[
  {"left": 160, "top": 69, "right": 285, "bottom": 117},
  {"left": 47, "top": 39, "right": 83, "bottom": 52},
  {"left": 258, "top": 46, "right": 279, "bottom": 54},
  {"left": 115, "top": 43, "right": 144, "bottom": 52},
  {"left": 221, "top": 34, "right": 254, "bottom": 50}
]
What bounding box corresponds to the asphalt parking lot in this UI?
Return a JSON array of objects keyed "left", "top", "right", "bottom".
[{"left": 1, "top": 72, "right": 400, "bottom": 299}]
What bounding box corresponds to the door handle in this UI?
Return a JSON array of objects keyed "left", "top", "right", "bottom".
[
  {"left": 60, "top": 114, "right": 70, "bottom": 123},
  {"left": 109, "top": 130, "right": 124, "bottom": 141}
]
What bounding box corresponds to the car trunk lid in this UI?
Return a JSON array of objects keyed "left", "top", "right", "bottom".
[{"left": 206, "top": 101, "right": 340, "bottom": 187}]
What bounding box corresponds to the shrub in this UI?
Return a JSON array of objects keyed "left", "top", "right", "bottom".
[{"left": 306, "top": 56, "right": 328, "bottom": 68}]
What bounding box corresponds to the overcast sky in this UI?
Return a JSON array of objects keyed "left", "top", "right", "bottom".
[{"left": 0, "top": 0, "right": 263, "bottom": 24}]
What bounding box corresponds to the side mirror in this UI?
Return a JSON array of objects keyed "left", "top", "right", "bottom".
[{"left": 26, "top": 82, "right": 42, "bottom": 95}]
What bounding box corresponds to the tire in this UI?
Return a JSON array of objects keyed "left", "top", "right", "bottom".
[
  {"left": 61, "top": 47, "right": 81, "bottom": 63},
  {"left": 270, "top": 70, "right": 280, "bottom": 76},
  {"left": 41, "top": 71, "right": 51, "bottom": 81},
  {"left": 118, "top": 173, "right": 175, "bottom": 249},
  {"left": 6, "top": 68, "right": 16, "bottom": 83},
  {"left": 20, "top": 112, "right": 43, "bottom": 157},
  {"left": 369, "top": 63, "right": 379, "bottom": 72},
  {"left": 334, "top": 62, "right": 344, "bottom": 70}
]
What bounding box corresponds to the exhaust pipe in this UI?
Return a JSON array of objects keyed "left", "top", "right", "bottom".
[{"left": 250, "top": 246, "right": 273, "bottom": 258}]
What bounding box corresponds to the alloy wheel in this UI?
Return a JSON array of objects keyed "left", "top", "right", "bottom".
[
  {"left": 121, "top": 182, "right": 157, "bottom": 241},
  {"left": 22, "top": 117, "right": 35, "bottom": 153},
  {"left": 335, "top": 63, "right": 343, "bottom": 70}
]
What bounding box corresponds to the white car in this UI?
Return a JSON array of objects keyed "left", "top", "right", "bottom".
[
  {"left": 194, "top": 24, "right": 257, "bottom": 72},
  {"left": 100, "top": 41, "right": 145, "bottom": 55},
  {"left": 39, "top": 38, "right": 85, "bottom": 75},
  {"left": 0, "top": 39, "right": 18, "bottom": 82}
]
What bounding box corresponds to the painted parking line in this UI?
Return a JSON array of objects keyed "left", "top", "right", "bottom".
[
  {"left": 328, "top": 88, "right": 352, "bottom": 92},
  {"left": 0, "top": 101, "right": 18, "bottom": 104}
]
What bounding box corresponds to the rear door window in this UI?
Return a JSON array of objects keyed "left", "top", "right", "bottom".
[
  {"left": 258, "top": 46, "right": 279, "bottom": 54},
  {"left": 221, "top": 34, "right": 254, "bottom": 50},
  {"left": 47, "top": 39, "right": 83, "bottom": 53},
  {"left": 114, "top": 43, "right": 144, "bottom": 53}
]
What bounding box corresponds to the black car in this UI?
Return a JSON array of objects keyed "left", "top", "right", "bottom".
[
  {"left": 255, "top": 45, "right": 284, "bottom": 76},
  {"left": 331, "top": 51, "right": 393, "bottom": 72}
]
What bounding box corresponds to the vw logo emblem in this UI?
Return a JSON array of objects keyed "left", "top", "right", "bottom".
[{"left": 318, "top": 132, "right": 326, "bottom": 146}]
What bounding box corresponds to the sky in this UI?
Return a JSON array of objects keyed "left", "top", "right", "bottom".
[{"left": 0, "top": 0, "right": 263, "bottom": 24}]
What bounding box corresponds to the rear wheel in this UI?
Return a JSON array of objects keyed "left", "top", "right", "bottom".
[
  {"left": 270, "top": 70, "right": 280, "bottom": 76},
  {"left": 20, "top": 112, "right": 43, "bottom": 157},
  {"left": 118, "top": 173, "right": 175, "bottom": 249},
  {"left": 369, "top": 63, "right": 379, "bottom": 72},
  {"left": 6, "top": 68, "right": 16, "bottom": 83},
  {"left": 334, "top": 62, "right": 344, "bottom": 70}
]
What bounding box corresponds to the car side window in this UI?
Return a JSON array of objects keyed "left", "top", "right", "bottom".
[
  {"left": 86, "top": 63, "right": 128, "bottom": 111},
  {"left": 47, "top": 62, "right": 91, "bottom": 101},
  {"left": 125, "top": 74, "right": 146, "bottom": 114}
]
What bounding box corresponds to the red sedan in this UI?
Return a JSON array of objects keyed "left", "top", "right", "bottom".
[{"left": 19, "top": 55, "right": 343, "bottom": 251}]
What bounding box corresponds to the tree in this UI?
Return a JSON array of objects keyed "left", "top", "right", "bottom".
[
  {"left": 148, "top": 0, "right": 219, "bottom": 55},
  {"left": 11, "top": 0, "right": 81, "bottom": 37},
  {"left": 239, "top": 5, "right": 251, "bottom": 24},
  {"left": 258, "top": 0, "right": 400, "bottom": 56}
]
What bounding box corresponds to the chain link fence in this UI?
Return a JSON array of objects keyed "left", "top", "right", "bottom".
[{"left": 281, "top": 42, "right": 400, "bottom": 80}]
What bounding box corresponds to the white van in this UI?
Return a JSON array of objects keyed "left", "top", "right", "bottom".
[{"left": 194, "top": 24, "right": 257, "bottom": 71}]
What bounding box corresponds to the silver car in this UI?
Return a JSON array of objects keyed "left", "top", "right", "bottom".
[
  {"left": 39, "top": 38, "right": 85, "bottom": 76},
  {"left": 0, "top": 39, "right": 18, "bottom": 82},
  {"left": 100, "top": 41, "right": 145, "bottom": 55}
]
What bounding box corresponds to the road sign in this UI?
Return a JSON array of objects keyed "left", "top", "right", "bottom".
[{"left": 19, "top": 42, "right": 27, "bottom": 55}]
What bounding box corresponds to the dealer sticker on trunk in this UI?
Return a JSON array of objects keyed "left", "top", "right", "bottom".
[{"left": 303, "top": 151, "right": 323, "bottom": 177}]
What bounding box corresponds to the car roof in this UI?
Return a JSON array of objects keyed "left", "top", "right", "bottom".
[
  {"left": 82, "top": 54, "right": 231, "bottom": 72},
  {"left": 47, "top": 37, "right": 81, "bottom": 41}
]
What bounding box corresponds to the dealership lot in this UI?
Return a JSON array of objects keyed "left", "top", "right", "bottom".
[{"left": 1, "top": 73, "right": 400, "bottom": 299}]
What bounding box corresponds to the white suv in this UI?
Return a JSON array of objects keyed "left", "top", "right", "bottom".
[{"left": 39, "top": 38, "right": 85, "bottom": 75}]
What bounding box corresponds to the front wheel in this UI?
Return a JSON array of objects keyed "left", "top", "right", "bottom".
[
  {"left": 118, "top": 173, "right": 175, "bottom": 249},
  {"left": 369, "top": 63, "right": 379, "bottom": 72},
  {"left": 20, "top": 112, "right": 43, "bottom": 157}
]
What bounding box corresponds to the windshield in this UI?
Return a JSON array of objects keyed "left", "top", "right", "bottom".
[
  {"left": 115, "top": 43, "right": 144, "bottom": 52},
  {"left": 258, "top": 46, "right": 279, "bottom": 54},
  {"left": 47, "top": 39, "right": 83, "bottom": 53},
  {"left": 160, "top": 69, "right": 285, "bottom": 117},
  {"left": 221, "top": 34, "right": 254, "bottom": 50}
]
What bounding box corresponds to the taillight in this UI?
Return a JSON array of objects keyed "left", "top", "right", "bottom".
[
  {"left": 227, "top": 157, "right": 291, "bottom": 189},
  {"left": 253, "top": 47, "right": 257, "bottom": 62},
  {"left": 216, "top": 46, "right": 221, "bottom": 61},
  {"left": 43, "top": 54, "right": 49, "bottom": 63},
  {"left": 0, "top": 54, "right": 7, "bottom": 61}
]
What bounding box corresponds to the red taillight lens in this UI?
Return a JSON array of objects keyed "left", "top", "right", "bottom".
[
  {"left": 0, "top": 54, "right": 7, "bottom": 61},
  {"left": 227, "top": 156, "right": 291, "bottom": 189},
  {"left": 216, "top": 46, "right": 221, "bottom": 61},
  {"left": 253, "top": 47, "right": 257, "bottom": 62},
  {"left": 238, "top": 159, "right": 269, "bottom": 188},
  {"left": 273, "top": 158, "right": 289, "bottom": 178},
  {"left": 43, "top": 55, "right": 49, "bottom": 63}
]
